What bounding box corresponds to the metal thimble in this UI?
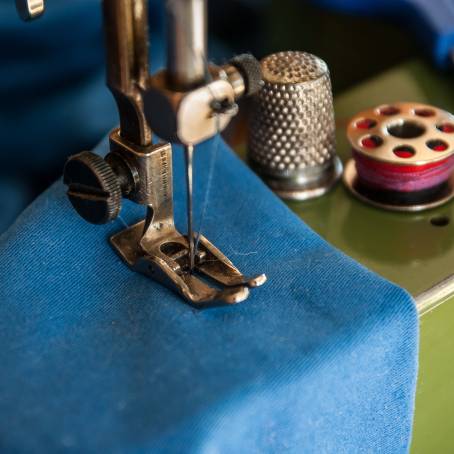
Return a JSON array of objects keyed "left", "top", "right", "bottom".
[{"left": 248, "top": 51, "right": 342, "bottom": 200}]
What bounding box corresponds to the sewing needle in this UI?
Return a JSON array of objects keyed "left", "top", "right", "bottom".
[{"left": 184, "top": 143, "right": 195, "bottom": 272}]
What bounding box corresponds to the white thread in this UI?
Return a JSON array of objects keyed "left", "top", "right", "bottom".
[
  {"left": 117, "top": 215, "right": 129, "bottom": 228},
  {"left": 195, "top": 119, "right": 221, "bottom": 251}
]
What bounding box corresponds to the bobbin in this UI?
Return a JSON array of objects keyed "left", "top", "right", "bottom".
[{"left": 344, "top": 102, "right": 454, "bottom": 211}]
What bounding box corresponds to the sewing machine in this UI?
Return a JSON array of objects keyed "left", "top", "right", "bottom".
[
  {"left": 17, "top": 0, "right": 268, "bottom": 307},
  {"left": 14, "top": 0, "right": 454, "bottom": 451}
]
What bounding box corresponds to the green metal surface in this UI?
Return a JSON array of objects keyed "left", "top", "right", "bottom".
[
  {"left": 284, "top": 60, "right": 454, "bottom": 452},
  {"left": 412, "top": 296, "right": 454, "bottom": 453},
  {"left": 293, "top": 59, "right": 454, "bottom": 296}
]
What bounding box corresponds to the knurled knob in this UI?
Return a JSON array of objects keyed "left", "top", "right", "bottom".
[
  {"left": 229, "top": 54, "right": 263, "bottom": 96},
  {"left": 63, "top": 151, "right": 122, "bottom": 224}
]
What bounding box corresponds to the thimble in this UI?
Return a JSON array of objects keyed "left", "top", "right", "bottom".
[{"left": 248, "top": 51, "right": 342, "bottom": 200}]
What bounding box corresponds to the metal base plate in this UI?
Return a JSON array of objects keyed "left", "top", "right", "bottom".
[{"left": 343, "top": 159, "right": 454, "bottom": 212}]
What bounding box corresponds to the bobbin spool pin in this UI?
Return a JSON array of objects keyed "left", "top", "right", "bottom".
[
  {"left": 344, "top": 102, "right": 454, "bottom": 211},
  {"left": 248, "top": 51, "right": 342, "bottom": 200}
]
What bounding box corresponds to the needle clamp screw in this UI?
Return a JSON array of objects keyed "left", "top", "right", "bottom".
[{"left": 63, "top": 151, "right": 122, "bottom": 224}]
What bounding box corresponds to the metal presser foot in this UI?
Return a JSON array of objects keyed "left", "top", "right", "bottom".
[
  {"left": 110, "top": 221, "right": 266, "bottom": 307},
  {"left": 105, "top": 135, "right": 266, "bottom": 308},
  {"left": 64, "top": 130, "right": 266, "bottom": 308}
]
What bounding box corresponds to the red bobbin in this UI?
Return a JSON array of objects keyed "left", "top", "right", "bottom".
[{"left": 343, "top": 102, "right": 454, "bottom": 211}]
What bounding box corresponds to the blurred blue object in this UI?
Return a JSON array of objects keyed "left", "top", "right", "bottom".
[
  {"left": 0, "top": 134, "right": 418, "bottom": 453},
  {"left": 313, "top": 0, "right": 454, "bottom": 69},
  {"left": 0, "top": 0, "right": 166, "bottom": 174},
  {"left": 0, "top": 0, "right": 166, "bottom": 233}
]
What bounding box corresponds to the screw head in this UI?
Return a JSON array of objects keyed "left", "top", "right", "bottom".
[{"left": 63, "top": 151, "right": 122, "bottom": 225}]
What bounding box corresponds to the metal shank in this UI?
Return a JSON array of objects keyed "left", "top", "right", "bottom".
[
  {"left": 103, "top": 0, "right": 152, "bottom": 146},
  {"left": 165, "top": 0, "right": 208, "bottom": 88}
]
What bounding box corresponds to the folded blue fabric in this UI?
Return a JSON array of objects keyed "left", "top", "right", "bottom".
[{"left": 0, "top": 134, "right": 418, "bottom": 453}]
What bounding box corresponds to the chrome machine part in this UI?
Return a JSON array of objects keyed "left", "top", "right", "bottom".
[
  {"left": 165, "top": 0, "right": 207, "bottom": 89},
  {"left": 57, "top": 0, "right": 266, "bottom": 307},
  {"left": 148, "top": 1, "right": 261, "bottom": 271},
  {"left": 15, "top": 0, "right": 45, "bottom": 20},
  {"left": 103, "top": 0, "right": 152, "bottom": 146},
  {"left": 143, "top": 57, "right": 261, "bottom": 145},
  {"left": 416, "top": 274, "right": 454, "bottom": 316},
  {"left": 154, "top": 0, "right": 262, "bottom": 273},
  {"left": 165, "top": 0, "right": 208, "bottom": 271},
  {"left": 344, "top": 102, "right": 454, "bottom": 211},
  {"left": 248, "top": 51, "right": 342, "bottom": 201},
  {"left": 107, "top": 129, "right": 267, "bottom": 307}
]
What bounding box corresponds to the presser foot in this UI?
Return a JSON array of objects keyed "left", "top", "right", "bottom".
[{"left": 110, "top": 220, "right": 266, "bottom": 308}]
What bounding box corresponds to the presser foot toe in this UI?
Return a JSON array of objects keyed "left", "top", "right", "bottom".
[
  {"left": 110, "top": 220, "right": 266, "bottom": 308},
  {"left": 195, "top": 235, "right": 267, "bottom": 289}
]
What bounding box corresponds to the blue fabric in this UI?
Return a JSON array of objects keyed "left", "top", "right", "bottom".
[
  {"left": 0, "top": 134, "right": 418, "bottom": 452},
  {"left": 0, "top": 177, "right": 31, "bottom": 233}
]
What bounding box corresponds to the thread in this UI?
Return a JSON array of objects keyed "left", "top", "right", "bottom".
[
  {"left": 353, "top": 151, "right": 454, "bottom": 193},
  {"left": 194, "top": 116, "right": 221, "bottom": 252}
]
